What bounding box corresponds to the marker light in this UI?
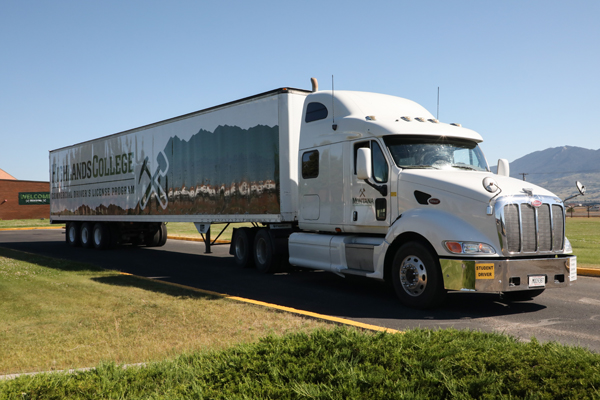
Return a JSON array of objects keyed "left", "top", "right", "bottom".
[
  {"left": 444, "top": 241, "right": 496, "bottom": 255},
  {"left": 564, "top": 237, "right": 572, "bottom": 253}
]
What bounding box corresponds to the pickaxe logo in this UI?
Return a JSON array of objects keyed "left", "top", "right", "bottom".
[{"left": 138, "top": 151, "right": 169, "bottom": 210}]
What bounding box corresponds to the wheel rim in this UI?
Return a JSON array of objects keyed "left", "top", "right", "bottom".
[
  {"left": 399, "top": 255, "right": 428, "bottom": 296},
  {"left": 255, "top": 237, "right": 268, "bottom": 265},
  {"left": 81, "top": 227, "right": 89, "bottom": 244},
  {"left": 94, "top": 227, "right": 102, "bottom": 246},
  {"left": 69, "top": 226, "right": 77, "bottom": 243},
  {"left": 235, "top": 236, "right": 246, "bottom": 260}
]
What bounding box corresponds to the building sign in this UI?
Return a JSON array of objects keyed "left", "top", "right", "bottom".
[{"left": 18, "top": 192, "right": 50, "bottom": 205}]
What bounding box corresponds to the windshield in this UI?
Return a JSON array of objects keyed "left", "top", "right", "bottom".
[{"left": 383, "top": 135, "right": 489, "bottom": 171}]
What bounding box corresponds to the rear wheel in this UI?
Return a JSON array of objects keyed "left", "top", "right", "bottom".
[
  {"left": 157, "top": 223, "right": 168, "bottom": 247},
  {"left": 144, "top": 226, "right": 161, "bottom": 247},
  {"left": 232, "top": 228, "right": 255, "bottom": 268},
  {"left": 80, "top": 222, "right": 94, "bottom": 248},
  {"left": 92, "top": 223, "right": 111, "bottom": 250},
  {"left": 254, "top": 229, "right": 281, "bottom": 273},
  {"left": 392, "top": 241, "right": 446, "bottom": 309},
  {"left": 66, "top": 222, "right": 81, "bottom": 247},
  {"left": 502, "top": 289, "right": 545, "bottom": 302}
]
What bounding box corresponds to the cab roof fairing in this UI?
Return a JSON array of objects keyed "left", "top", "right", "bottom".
[{"left": 300, "top": 90, "right": 484, "bottom": 147}]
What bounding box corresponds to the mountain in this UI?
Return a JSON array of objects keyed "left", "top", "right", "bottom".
[{"left": 491, "top": 146, "right": 600, "bottom": 203}]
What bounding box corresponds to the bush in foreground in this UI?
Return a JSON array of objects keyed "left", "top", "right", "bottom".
[{"left": 3, "top": 327, "right": 600, "bottom": 399}]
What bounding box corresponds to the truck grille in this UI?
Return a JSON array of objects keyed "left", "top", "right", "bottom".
[{"left": 496, "top": 196, "right": 565, "bottom": 255}]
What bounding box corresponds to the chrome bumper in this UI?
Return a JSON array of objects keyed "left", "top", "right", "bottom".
[{"left": 440, "top": 256, "right": 577, "bottom": 292}]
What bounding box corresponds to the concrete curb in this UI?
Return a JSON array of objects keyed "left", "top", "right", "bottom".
[
  {"left": 0, "top": 226, "right": 64, "bottom": 231},
  {"left": 0, "top": 363, "right": 145, "bottom": 381},
  {"left": 577, "top": 268, "right": 600, "bottom": 277},
  {"left": 167, "top": 235, "right": 229, "bottom": 244}
]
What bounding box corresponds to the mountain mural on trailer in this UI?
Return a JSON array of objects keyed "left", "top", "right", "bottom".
[{"left": 159, "top": 124, "right": 281, "bottom": 215}]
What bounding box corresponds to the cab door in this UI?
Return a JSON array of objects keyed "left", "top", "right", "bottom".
[{"left": 347, "top": 139, "right": 390, "bottom": 233}]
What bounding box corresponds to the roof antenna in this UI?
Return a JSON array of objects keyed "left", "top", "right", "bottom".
[
  {"left": 332, "top": 75, "right": 337, "bottom": 131},
  {"left": 437, "top": 87, "right": 440, "bottom": 120}
]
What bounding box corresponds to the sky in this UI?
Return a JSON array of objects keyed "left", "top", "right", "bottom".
[{"left": 1, "top": 0, "right": 599, "bottom": 182}]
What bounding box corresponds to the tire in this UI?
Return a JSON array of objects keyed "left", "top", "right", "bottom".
[
  {"left": 144, "top": 226, "right": 161, "bottom": 247},
  {"left": 157, "top": 223, "right": 168, "bottom": 247},
  {"left": 254, "top": 229, "right": 281, "bottom": 274},
  {"left": 502, "top": 289, "right": 545, "bottom": 302},
  {"left": 80, "top": 222, "right": 94, "bottom": 248},
  {"left": 232, "top": 228, "right": 255, "bottom": 268},
  {"left": 66, "top": 222, "right": 81, "bottom": 247},
  {"left": 92, "top": 223, "right": 111, "bottom": 250},
  {"left": 391, "top": 241, "right": 446, "bottom": 309}
]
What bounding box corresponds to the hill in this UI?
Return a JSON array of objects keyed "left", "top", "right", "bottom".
[{"left": 490, "top": 146, "right": 600, "bottom": 203}]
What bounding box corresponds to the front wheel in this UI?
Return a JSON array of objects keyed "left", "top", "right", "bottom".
[{"left": 392, "top": 242, "right": 446, "bottom": 309}]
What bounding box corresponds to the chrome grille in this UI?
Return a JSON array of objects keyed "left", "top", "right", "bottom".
[{"left": 496, "top": 196, "right": 565, "bottom": 255}]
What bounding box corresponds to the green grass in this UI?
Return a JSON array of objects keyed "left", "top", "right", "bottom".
[
  {"left": 566, "top": 218, "right": 600, "bottom": 268},
  {"left": 2, "top": 327, "right": 600, "bottom": 399},
  {"left": 0, "top": 219, "right": 53, "bottom": 229},
  {"left": 0, "top": 247, "right": 329, "bottom": 375}
]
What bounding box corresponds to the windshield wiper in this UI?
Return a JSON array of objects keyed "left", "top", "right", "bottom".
[
  {"left": 451, "top": 164, "right": 478, "bottom": 171},
  {"left": 401, "top": 165, "right": 435, "bottom": 169}
]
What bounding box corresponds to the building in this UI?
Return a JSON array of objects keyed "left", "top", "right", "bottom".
[{"left": 0, "top": 168, "right": 50, "bottom": 220}]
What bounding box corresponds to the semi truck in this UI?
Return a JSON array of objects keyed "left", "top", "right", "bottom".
[{"left": 49, "top": 78, "right": 577, "bottom": 308}]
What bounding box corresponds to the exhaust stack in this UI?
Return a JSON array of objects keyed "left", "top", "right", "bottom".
[{"left": 311, "top": 77, "right": 318, "bottom": 92}]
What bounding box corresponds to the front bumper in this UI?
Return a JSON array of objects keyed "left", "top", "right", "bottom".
[{"left": 440, "top": 255, "right": 577, "bottom": 292}]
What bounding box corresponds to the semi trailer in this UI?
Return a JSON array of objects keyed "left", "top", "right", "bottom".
[{"left": 50, "top": 78, "right": 577, "bottom": 308}]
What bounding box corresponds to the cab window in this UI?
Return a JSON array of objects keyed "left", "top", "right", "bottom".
[
  {"left": 305, "top": 102, "right": 328, "bottom": 123},
  {"left": 302, "top": 150, "right": 319, "bottom": 179}
]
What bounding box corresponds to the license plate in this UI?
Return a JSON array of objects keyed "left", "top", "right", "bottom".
[{"left": 529, "top": 275, "right": 545, "bottom": 288}]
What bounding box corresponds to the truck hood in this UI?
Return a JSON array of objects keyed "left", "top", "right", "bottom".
[{"left": 398, "top": 169, "right": 560, "bottom": 204}]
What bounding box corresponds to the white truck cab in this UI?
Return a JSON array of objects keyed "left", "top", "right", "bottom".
[{"left": 288, "top": 83, "right": 576, "bottom": 308}]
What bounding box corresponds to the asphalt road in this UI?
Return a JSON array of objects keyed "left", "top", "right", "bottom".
[{"left": 2, "top": 229, "right": 600, "bottom": 353}]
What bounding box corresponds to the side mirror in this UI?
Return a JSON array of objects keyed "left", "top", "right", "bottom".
[
  {"left": 497, "top": 159, "right": 509, "bottom": 177},
  {"left": 564, "top": 181, "right": 586, "bottom": 203},
  {"left": 356, "top": 148, "right": 371, "bottom": 180}
]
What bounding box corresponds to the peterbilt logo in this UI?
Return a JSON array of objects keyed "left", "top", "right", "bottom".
[{"left": 531, "top": 199, "right": 543, "bottom": 207}]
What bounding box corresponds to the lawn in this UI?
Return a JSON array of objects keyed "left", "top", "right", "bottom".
[
  {"left": 0, "top": 247, "right": 329, "bottom": 376},
  {"left": 0, "top": 219, "right": 54, "bottom": 229},
  {"left": 565, "top": 217, "right": 600, "bottom": 268}
]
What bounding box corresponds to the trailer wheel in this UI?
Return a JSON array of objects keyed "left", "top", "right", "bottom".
[
  {"left": 80, "top": 222, "right": 94, "bottom": 248},
  {"left": 144, "top": 226, "right": 161, "bottom": 247},
  {"left": 232, "top": 228, "right": 255, "bottom": 268},
  {"left": 392, "top": 241, "right": 445, "bottom": 309},
  {"left": 66, "top": 222, "right": 81, "bottom": 247},
  {"left": 501, "top": 289, "right": 545, "bottom": 302},
  {"left": 92, "top": 223, "right": 111, "bottom": 250},
  {"left": 254, "top": 229, "right": 281, "bottom": 273},
  {"left": 157, "top": 223, "right": 168, "bottom": 247}
]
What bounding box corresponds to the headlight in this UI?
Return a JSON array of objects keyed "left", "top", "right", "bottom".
[
  {"left": 564, "top": 237, "right": 573, "bottom": 254},
  {"left": 444, "top": 241, "right": 496, "bottom": 255}
]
